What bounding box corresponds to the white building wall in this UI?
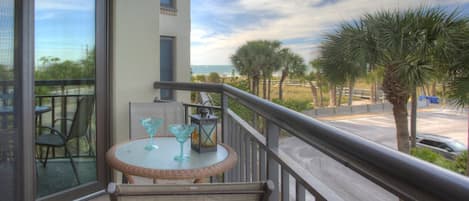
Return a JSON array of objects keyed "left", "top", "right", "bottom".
[
  {"left": 112, "top": 0, "right": 161, "bottom": 145},
  {"left": 111, "top": 0, "right": 191, "bottom": 145},
  {"left": 160, "top": 0, "right": 191, "bottom": 101}
]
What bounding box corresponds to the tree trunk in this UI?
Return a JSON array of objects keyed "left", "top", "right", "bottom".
[
  {"left": 371, "top": 82, "right": 376, "bottom": 104},
  {"left": 267, "top": 78, "right": 271, "bottom": 100},
  {"left": 425, "top": 84, "right": 431, "bottom": 97},
  {"left": 257, "top": 78, "right": 260, "bottom": 96},
  {"left": 262, "top": 77, "right": 267, "bottom": 99},
  {"left": 309, "top": 81, "right": 319, "bottom": 107},
  {"left": 329, "top": 84, "right": 336, "bottom": 107},
  {"left": 410, "top": 88, "right": 417, "bottom": 148},
  {"left": 431, "top": 81, "right": 437, "bottom": 96},
  {"left": 254, "top": 77, "right": 260, "bottom": 96},
  {"left": 318, "top": 82, "right": 324, "bottom": 107},
  {"left": 393, "top": 101, "right": 410, "bottom": 153},
  {"left": 348, "top": 80, "right": 354, "bottom": 106},
  {"left": 421, "top": 86, "right": 427, "bottom": 96},
  {"left": 278, "top": 71, "right": 287, "bottom": 100},
  {"left": 248, "top": 76, "right": 252, "bottom": 93},
  {"left": 382, "top": 64, "right": 410, "bottom": 154},
  {"left": 442, "top": 83, "right": 446, "bottom": 105},
  {"left": 337, "top": 86, "right": 343, "bottom": 107}
]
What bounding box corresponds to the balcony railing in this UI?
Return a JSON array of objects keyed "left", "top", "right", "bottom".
[
  {"left": 0, "top": 79, "right": 95, "bottom": 158},
  {"left": 154, "top": 81, "right": 469, "bottom": 201}
]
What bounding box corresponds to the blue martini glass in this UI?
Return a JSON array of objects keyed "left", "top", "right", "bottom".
[
  {"left": 140, "top": 117, "right": 164, "bottom": 151},
  {"left": 168, "top": 124, "right": 196, "bottom": 161}
]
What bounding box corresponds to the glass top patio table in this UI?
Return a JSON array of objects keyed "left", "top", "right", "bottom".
[
  {"left": 0, "top": 105, "right": 51, "bottom": 114},
  {"left": 106, "top": 137, "right": 237, "bottom": 181}
]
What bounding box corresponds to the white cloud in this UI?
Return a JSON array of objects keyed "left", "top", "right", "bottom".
[{"left": 191, "top": 0, "right": 469, "bottom": 65}]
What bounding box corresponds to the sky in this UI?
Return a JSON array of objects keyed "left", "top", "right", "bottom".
[
  {"left": 34, "top": 0, "right": 95, "bottom": 66},
  {"left": 191, "top": 0, "right": 469, "bottom": 65},
  {"left": 2, "top": 0, "right": 469, "bottom": 68}
]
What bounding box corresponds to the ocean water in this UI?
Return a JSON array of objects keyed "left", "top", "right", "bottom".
[{"left": 191, "top": 65, "right": 238, "bottom": 76}]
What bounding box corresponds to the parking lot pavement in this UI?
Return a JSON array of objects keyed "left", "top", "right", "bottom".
[
  {"left": 320, "top": 107, "right": 468, "bottom": 148},
  {"left": 278, "top": 106, "right": 467, "bottom": 201}
]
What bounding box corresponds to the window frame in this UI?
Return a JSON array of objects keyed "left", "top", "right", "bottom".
[{"left": 160, "top": 0, "right": 175, "bottom": 9}]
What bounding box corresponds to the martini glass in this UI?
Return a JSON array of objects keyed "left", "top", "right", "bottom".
[
  {"left": 168, "top": 124, "right": 196, "bottom": 161},
  {"left": 140, "top": 117, "right": 164, "bottom": 150}
]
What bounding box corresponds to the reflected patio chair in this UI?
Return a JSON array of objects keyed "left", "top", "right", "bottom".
[
  {"left": 36, "top": 95, "right": 95, "bottom": 184},
  {"left": 129, "top": 101, "right": 185, "bottom": 139},
  {"left": 107, "top": 181, "right": 274, "bottom": 201}
]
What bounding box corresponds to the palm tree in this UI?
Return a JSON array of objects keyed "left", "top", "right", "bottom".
[
  {"left": 309, "top": 59, "right": 327, "bottom": 107},
  {"left": 319, "top": 7, "right": 468, "bottom": 153},
  {"left": 364, "top": 7, "right": 466, "bottom": 153},
  {"left": 231, "top": 42, "right": 262, "bottom": 95},
  {"left": 433, "top": 17, "right": 469, "bottom": 174},
  {"left": 278, "top": 48, "right": 306, "bottom": 100},
  {"left": 231, "top": 40, "right": 283, "bottom": 99},
  {"left": 320, "top": 28, "right": 363, "bottom": 107}
]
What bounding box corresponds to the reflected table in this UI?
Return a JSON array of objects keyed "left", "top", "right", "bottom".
[
  {"left": 106, "top": 137, "right": 237, "bottom": 183},
  {"left": 0, "top": 106, "right": 51, "bottom": 128}
]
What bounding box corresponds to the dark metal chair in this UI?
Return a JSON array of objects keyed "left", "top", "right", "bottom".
[{"left": 36, "top": 95, "right": 95, "bottom": 184}]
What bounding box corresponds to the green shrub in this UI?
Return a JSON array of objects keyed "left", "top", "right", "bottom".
[
  {"left": 207, "top": 72, "right": 221, "bottom": 83},
  {"left": 411, "top": 147, "right": 440, "bottom": 162},
  {"left": 272, "top": 99, "right": 312, "bottom": 112},
  {"left": 411, "top": 148, "right": 468, "bottom": 175},
  {"left": 454, "top": 151, "right": 468, "bottom": 175}
]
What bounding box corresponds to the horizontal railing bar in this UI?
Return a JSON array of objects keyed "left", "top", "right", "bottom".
[
  {"left": 35, "top": 79, "right": 95, "bottom": 86},
  {"left": 0, "top": 79, "right": 95, "bottom": 87},
  {"left": 154, "top": 81, "right": 469, "bottom": 201},
  {"left": 221, "top": 84, "right": 468, "bottom": 201},
  {"left": 154, "top": 81, "right": 223, "bottom": 93},
  {"left": 182, "top": 103, "right": 222, "bottom": 110},
  {"left": 36, "top": 94, "right": 94, "bottom": 98}
]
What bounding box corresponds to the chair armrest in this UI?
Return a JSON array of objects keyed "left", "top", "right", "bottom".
[{"left": 38, "top": 126, "right": 67, "bottom": 142}]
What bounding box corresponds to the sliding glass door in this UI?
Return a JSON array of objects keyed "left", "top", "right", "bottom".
[
  {"left": 0, "top": 0, "right": 108, "bottom": 200},
  {"left": 34, "top": 0, "right": 98, "bottom": 197},
  {"left": 0, "top": 0, "right": 18, "bottom": 200}
]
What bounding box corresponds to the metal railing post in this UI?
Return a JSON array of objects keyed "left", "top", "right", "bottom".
[
  {"left": 222, "top": 93, "right": 230, "bottom": 182},
  {"left": 266, "top": 120, "right": 280, "bottom": 201}
]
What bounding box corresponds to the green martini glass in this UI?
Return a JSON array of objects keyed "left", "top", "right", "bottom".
[
  {"left": 140, "top": 117, "right": 164, "bottom": 151},
  {"left": 168, "top": 124, "right": 196, "bottom": 161}
]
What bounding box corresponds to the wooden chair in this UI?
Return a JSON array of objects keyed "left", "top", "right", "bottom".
[
  {"left": 107, "top": 181, "right": 274, "bottom": 201},
  {"left": 129, "top": 101, "right": 185, "bottom": 139}
]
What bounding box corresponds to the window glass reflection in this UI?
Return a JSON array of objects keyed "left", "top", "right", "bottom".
[{"left": 34, "top": 0, "right": 97, "bottom": 197}]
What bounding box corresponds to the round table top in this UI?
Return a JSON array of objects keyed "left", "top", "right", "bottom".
[{"left": 106, "top": 137, "right": 237, "bottom": 179}]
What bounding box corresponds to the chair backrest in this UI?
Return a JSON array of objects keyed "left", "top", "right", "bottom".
[
  {"left": 68, "top": 95, "right": 94, "bottom": 140},
  {"left": 129, "top": 101, "right": 184, "bottom": 139},
  {"left": 108, "top": 181, "right": 274, "bottom": 201}
]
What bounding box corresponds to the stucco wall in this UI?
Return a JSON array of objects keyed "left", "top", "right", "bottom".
[
  {"left": 111, "top": 0, "right": 191, "bottom": 145},
  {"left": 160, "top": 0, "right": 191, "bottom": 101},
  {"left": 112, "top": 0, "right": 161, "bottom": 145}
]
